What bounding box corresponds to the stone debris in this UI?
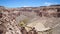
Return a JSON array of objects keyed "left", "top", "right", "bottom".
[{"left": 0, "top": 10, "right": 22, "bottom": 34}]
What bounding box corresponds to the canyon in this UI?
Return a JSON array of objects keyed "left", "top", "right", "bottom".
[{"left": 0, "top": 5, "right": 60, "bottom": 34}]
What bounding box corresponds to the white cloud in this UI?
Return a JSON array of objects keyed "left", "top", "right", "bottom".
[
  {"left": 23, "top": 6, "right": 31, "bottom": 7},
  {"left": 44, "top": 2, "right": 58, "bottom": 6}
]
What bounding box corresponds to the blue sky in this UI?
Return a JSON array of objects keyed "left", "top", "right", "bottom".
[{"left": 0, "top": 0, "right": 60, "bottom": 8}]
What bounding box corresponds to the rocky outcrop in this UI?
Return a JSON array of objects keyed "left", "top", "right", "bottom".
[{"left": 0, "top": 10, "right": 21, "bottom": 34}]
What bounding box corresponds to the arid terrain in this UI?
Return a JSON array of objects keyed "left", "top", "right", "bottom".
[{"left": 0, "top": 5, "right": 60, "bottom": 34}]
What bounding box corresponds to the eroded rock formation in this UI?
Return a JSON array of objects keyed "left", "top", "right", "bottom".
[
  {"left": 0, "top": 5, "right": 60, "bottom": 34},
  {"left": 0, "top": 9, "right": 21, "bottom": 34}
]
